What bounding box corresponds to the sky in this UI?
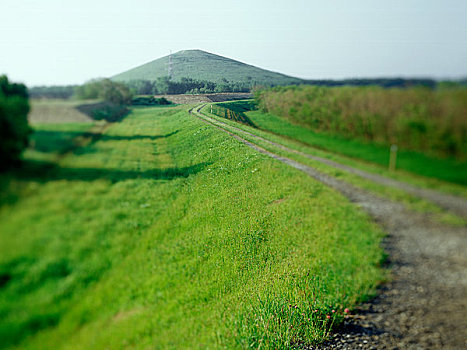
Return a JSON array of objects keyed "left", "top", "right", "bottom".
[{"left": 1, "top": 0, "right": 466, "bottom": 86}]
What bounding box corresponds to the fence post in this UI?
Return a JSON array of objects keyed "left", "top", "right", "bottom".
[
  {"left": 389, "top": 144, "right": 398, "bottom": 171},
  {"left": 210, "top": 105, "right": 212, "bottom": 114}
]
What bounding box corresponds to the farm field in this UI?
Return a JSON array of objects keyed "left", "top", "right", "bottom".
[
  {"left": 0, "top": 105, "right": 385, "bottom": 349},
  {"left": 29, "top": 98, "right": 130, "bottom": 125},
  {"left": 28, "top": 99, "right": 95, "bottom": 124}
]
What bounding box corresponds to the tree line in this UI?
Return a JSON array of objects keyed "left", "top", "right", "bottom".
[
  {"left": 74, "top": 79, "right": 132, "bottom": 104},
  {"left": 28, "top": 79, "right": 133, "bottom": 102},
  {"left": 124, "top": 77, "right": 252, "bottom": 95},
  {"left": 28, "top": 77, "right": 467, "bottom": 99}
]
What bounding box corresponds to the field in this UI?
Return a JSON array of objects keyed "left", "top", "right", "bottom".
[
  {"left": 0, "top": 105, "right": 385, "bottom": 349},
  {"left": 29, "top": 99, "right": 94, "bottom": 124},
  {"left": 255, "top": 86, "right": 467, "bottom": 161},
  {"left": 29, "top": 99, "right": 129, "bottom": 124}
]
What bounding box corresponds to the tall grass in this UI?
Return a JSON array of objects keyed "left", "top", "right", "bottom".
[{"left": 255, "top": 86, "right": 467, "bottom": 160}]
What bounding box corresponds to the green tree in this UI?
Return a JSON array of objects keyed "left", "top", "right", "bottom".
[
  {"left": 75, "top": 79, "right": 132, "bottom": 104},
  {"left": 0, "top": 75, "right": 31, "bottom": 169}
]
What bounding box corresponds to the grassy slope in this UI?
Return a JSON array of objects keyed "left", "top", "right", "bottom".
[
  {"left": 111, "top": 49, "right": 303, "bottom": 85},
  {"left": 0, "top": 106, "right": 384, "bottom": 349}
]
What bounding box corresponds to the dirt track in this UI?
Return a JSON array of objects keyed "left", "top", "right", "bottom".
[{"left": 191, "top": 105, "right": 467, "bottom": 349}]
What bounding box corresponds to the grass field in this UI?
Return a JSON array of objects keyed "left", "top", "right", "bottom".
[
  {"left": 255, "top": 86, "right": 467, "bottom": 161},
  {"left": 0, "top": 105, "right": 385, "bottom": 349}
]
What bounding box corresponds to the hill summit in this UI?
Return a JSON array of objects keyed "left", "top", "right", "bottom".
[{"left": 111, "top": 49, "right": 303, "bottom": 86}]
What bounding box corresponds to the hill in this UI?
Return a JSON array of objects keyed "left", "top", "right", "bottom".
[{"left": 111, "top": 49, "right": 303, "bottom": 86}]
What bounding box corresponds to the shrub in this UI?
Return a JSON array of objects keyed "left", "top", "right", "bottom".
[
  {"left": 131, "top": 96, "right": 172, "bottom": 106},
  {"left": 75, "top": 79, "right": 132, "bottom": 105}
]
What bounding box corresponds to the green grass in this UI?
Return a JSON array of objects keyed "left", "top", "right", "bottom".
[
  {"left": 27, "top": 123, "right": 96, "bottom": 157},
  {"left": 0, "top": 106, "right": 384, "bottom": 349},
  {"left": 112, "top": 49, "right": 303, "bottom": 85}
]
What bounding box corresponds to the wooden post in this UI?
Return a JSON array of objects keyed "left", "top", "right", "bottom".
[
  {"left": 210, "top": 105, "right": 212, "bottom": 114},
  {"left": 389, "top": 144, "right": 398, "bottom": 171}
]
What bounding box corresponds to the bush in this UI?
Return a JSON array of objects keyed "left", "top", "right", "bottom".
[
  {"left": 0, "top": 75, "right": 31, "bottom": 169},
  {"left": 75, "top": 79, "right": 132, "bottom": 105},
  {"left": 131, "top": 96, "right": 172, "bottom": 106},
  {"left": 76, "top": 101, "right": 129, "bottom": 122}
]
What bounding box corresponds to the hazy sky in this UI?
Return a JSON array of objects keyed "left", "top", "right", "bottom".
[{"left": 1, "top": 0, "right": 466, "bottom": 86}]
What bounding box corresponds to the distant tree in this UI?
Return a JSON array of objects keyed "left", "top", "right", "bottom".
[
  {"left": 122, "top": 77, "right": 252, "bottom": 95},
  {"left": 74, "top": 79, "right": 102, "bottom": 99},
  {"left": 154, "top": 77, "right": 170, "bottom": 94},
  {"left": 302, "top": 78, "right": 436, "bottom": 89},
  {"left": 28, "top": 85, "right": 77, "bottom": 99},
  {"left": 75, "top": 79, "right": 132, "bottom": 104},
  {"left": 0, "top": 75, "right": 31, "bottom": 169}
]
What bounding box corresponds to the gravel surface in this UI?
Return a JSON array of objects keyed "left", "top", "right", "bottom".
[{"left": 192, "top": 106, "right": 467, "bottom": 349}]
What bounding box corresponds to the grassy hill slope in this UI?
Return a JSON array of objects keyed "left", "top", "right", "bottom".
[{"left": 111, "top": 49, "right": 303, "bottom": 85}]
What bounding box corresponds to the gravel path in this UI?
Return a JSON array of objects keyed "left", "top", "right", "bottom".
[{"left": 191, "top": 106, "right": 467, "bottom": 349}]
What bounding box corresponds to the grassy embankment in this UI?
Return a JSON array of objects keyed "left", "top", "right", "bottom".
[
  {"left": 203, "top": 102, "right": 467, "bottom": 225},
  {"left": 0, "top": 105, "right": 384, "bottom": 349}
]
